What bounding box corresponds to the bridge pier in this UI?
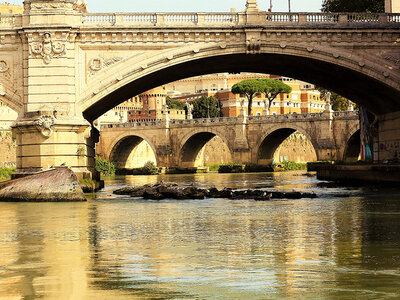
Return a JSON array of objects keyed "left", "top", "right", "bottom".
[
  {"left": 12, "top": 112, "right": 94, "bottom": 179},
  {"left": 232, "top": 115, "right": 251, "bottom": 164},
  {"left": 377, "top": 111, "right": 400, "bottom": 161}
]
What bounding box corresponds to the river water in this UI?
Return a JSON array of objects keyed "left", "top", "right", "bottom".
[{"left": 1, "top": 172, "right": 400, "bottom": 299}]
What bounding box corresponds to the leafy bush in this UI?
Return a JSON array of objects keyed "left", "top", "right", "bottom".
[
  {"left": 244, "top": 164, "right": 274, "bottom": 172},
  {"left": 0, "top": 167, "right": 15, "bottom": 181},
  {"left": 207, "top": 163, "right": 222, "bottom": 172},
  {"left": 281, "top": 161, "right": 307, "bottom": 171},
  {"left": 140, "top": 161, "right": 158, "bottom": 175},
  {"left": 218, "top": 163, "right": 245, "bottom": 173},
  {"left": 95, "top": 156, "right": 116, "bottom": 176}
]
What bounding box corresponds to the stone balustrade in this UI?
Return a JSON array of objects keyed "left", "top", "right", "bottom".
[
  {"left": 0, "top": 12, "right": 398, "bottom": 29},
  {"left": 0, "top": 15, "right": 16, "bottom": 27},
  {"left": 80, "top": 12, "right": 400, "bottom": 27}
]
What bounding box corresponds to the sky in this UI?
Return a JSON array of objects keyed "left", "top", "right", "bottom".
[{"left": 6, "top": 0, "right": 324, "bottom": 13}]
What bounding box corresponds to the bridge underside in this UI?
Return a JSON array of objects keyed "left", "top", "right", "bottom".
[
  {"left": 110, "top": 136, "right": 151, "bottom": 168},
  {"left": 344, "top": 130, "right": 361, "bottom": 163},
  {"left": 180, "top": 132, "right": 220, "bottom": 168},
  {"left": 84, "top": 53, "right": 400, "bottom": 122},
  {"left": 258, "top": 128, "right": 298, "bottom": 165}
]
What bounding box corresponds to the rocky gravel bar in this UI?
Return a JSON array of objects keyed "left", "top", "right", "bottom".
[{"left": 114, "top": 181, "right": 317, "bottom": 201}]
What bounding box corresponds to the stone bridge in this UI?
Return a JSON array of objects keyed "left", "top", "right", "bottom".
[
  {"left": 0, "top": 0, "right": 399, "bottom": 178},
  {"left": 97, "top": 111, "right": 359, "bottom": 168}
]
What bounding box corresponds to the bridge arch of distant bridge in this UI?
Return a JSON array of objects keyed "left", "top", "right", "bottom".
[
  {"left": 254, "top": 124, "right": 318, "bottom": 165},
  {"left": 177, "top": 130, "right": 234, "bottom": 168},
  {"left": 107, "top": 132, "right": 159, "bottom": 168}
]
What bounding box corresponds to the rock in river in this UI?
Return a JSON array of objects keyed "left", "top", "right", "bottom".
[{"left": 0, "top": 168, "right": 86, "bottom": 202}]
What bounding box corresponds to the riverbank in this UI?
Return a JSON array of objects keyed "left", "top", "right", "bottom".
[
  {"left": 116, "top": 161, "right": 308, "bottom": 176},
  {"left": 316, "top": 164, "right": 400, "bottom": 185}
]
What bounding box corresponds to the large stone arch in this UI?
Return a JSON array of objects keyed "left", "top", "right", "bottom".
[
  {"left": 176, "top": 128, "right": 234, "bottom": 168},
  {"left": 106, "top": 132, "right": 159, "bottom": 168},
  {"left": 254, "top": 123, "right": 318, "bottom": 165},
  {"left": 79, "top": 43, "right": 400, "bottom": 122}
]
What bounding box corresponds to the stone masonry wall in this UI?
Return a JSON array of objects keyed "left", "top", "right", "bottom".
[
  {"left": 274, "top": 133, "right": 317, "bottom": 163},
  {"left": 195, "top": 136, "right": 232, "bottom": 167},
  {"left": 0, "top": 129, "right": 16, "bottom": 168}
]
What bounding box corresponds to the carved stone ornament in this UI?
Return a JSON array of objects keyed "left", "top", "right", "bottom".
[
  {"left": 0, "top": 60, "right": 10, "bottom": 79},
  {"left": 0, "top": 61, "right": 9, "bottom": 73},
  {"left": 246, "top": 37, "right": 261, "bottom": 54},
  {"left": 73, "top": 0, "right": 87, "bottom": 13},
  {"left": 35, "top": 115, "right": 55, "bottom": 138},
  {"left": 30, "top": 32, "right": 66, "bottom": 64},
  {"left": 89, "top": 56, "right": 123, "bottom": 76},
  {"left": 30, "top": 1, "right": 74, "bottom": 11}
]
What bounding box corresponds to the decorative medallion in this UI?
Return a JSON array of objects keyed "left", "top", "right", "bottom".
[
  {"left": 30, "top": 32, "right": 66, "bottom": 64},
  {"left": 0, "top": 60, "right": 11, "bottom": 79},
  {"left": 88, "top": 56, "right": 123, "bottom": 76},
  {"left": 0, "top": 61, "right": 9, "bottom": 73}
]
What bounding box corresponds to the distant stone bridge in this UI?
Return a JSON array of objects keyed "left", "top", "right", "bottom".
[{"left": 97, "top": 111, "right": 359, "bottom": 168}]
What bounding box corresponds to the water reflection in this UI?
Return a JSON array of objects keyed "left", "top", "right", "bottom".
[{"left": 0, "top": 173, "right": 400, "bottom": 298}]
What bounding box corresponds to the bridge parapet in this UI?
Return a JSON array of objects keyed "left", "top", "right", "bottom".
[
  {"left": 100, "top": 120, "right": 164, "bottom": 130},
  {"left": 170, "top": 117, "right": 239, "bottom": 126},
  {"left": 333, "top": 111, "right": 359, "bottom": 119},
  {"left": 80, "top": 12, "right": 400, "bottom": 28}
]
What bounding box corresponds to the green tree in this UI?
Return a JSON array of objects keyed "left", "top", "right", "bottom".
[
  {"left": 231, "top": 79, "right": 264, "bottom": 116},
  {"left": 192, "top": 96, "right": 220, "bottom": 118},
  {"left": 317, "top": 87, "right": 352, "bottom": 111},
  {"left": 166, "top": 96, "right": 186, "bottom": 110},
  {"left": 322, "top": 0, "right": 384, "bottom": 13},
  {"left": 232, "top": 79, "right": 292, "bottom": 116},
  {"left": 259, "top": 79, "right": 292, "bottom": 115}
]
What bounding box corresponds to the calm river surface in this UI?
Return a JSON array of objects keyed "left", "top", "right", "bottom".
[{"left": 1, "top": 172, "right": 400, "bottom": 299}]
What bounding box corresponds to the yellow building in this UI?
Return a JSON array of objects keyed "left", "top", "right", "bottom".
[{"left": 0, "top": 2, "right": 23, "bottom": 14}]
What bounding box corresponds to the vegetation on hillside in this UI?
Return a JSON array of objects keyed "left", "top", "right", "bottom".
[{"left": 166, "top": 96, "right": 186, "bottom": 110}]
